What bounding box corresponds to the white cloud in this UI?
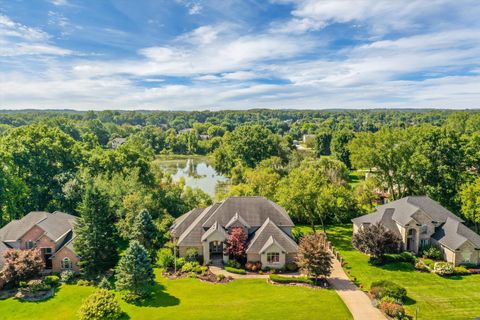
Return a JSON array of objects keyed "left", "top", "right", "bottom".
[{"left": 49, "top": 0, "right": 69, "bottom": 6}]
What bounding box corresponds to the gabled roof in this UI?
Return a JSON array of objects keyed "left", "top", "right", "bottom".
[
  {"left": 432, "top": 217, "right": 480, "bottom": 250},
  {"left": 0, "top": 212, "right": 49, "bottom": 241},
  {"left": 171, "top": 208, "right": 204, "bottom": 238},
  {"left": 259, "top": 235, "right": 286, "bottom": 254},
  {"left": 176, "top": 203, "right": 221, "bottom": 246},
  {"left": 246, "top": 218, "right": 298, "bottom": 254},
  {"left": 36, "top": 212, "right": 76, "bottom": 242},
  {"left": 225, "top": 212, "right": 251, "bottom": 229},
  {"left": 202, "top": 197, "right": 294, "bottom": 229},
  {"left": 201, "top": 221, "right": 227, "bottom": 242},
  {"left": 352, "top": 196, "right": 463, "bottom": 228}
]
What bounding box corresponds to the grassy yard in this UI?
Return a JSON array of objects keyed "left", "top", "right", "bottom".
[
  {"left": 0, "top": 269, "right": 352, "bottom": 320},
  {"left": 300, "top": 224, "right": 480, "bottom": 320}
]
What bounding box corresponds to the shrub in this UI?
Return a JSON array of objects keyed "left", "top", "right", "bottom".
[
  {"left": 352, "top": 223, "right": 401, "bottom": 258},
  {"left": 297, "top": 233, "right": 333, "bottom": 280},
  {"left": 421, "top": 245, "right": 443, "bottom": 260},
  {"left": 285, "top": 262, "right": 299, "bottom": 272},
  {"left": 77, "top": 279, "right": 95, "bottom": 286},
  {"left": 225, "top": 259, "right": 241, "bottom": 269},
  {"left": 245, "top": 261, "right": 262, "bottom": 272},
  {"left": 18, "top": 281, "right": 28, "bottom": 288},
  {"left": 43, "top": 275, "right": 60, "bottom": 287},
  {"left": 98, "top": 277, "right": 112, "bottom": 290},
  {"left": 422, "top": 258, "right": 434, "bottom": 269},
  {"left": 78, "top": 289, "right": 122, "bottom": 320},
  {"left": 433, "top": 262, "right": 455, "bottom": 276},
  {"left": 175, "top": 257, "right": 186, "bottom": 271},
  {"left": 185, "top": 248, "right": 199, "bottom": 262},
  {"left": 181, "top": 261, "right": 203, "bottom": 273},
  {"left": 454, "top": 266, "right": 470, "bottom": 276},
  {"left": 224, "top": 266, "right": 247, "bottom": 275},
  {"left": 187, "top": 272, "right": 197, "bottom": 278},
  {"left": 460, "top": 262, "right": 478, "bottom": 269},
  {"left": 269, "top": 274, "right": 313, "bottom": 285},
  {"left": 60, "top": 270, "right": 75, "bottom": 283},
  {"left": 216, "top": 274, "right": 225, "bottom": 281},
  {"left": 157, "top": 248, "right": 175, "bottom": 269},
  {"left": 370, "top": 280, "right": 407, "bottom": 302},
  {"left": 379, "top": 300, "right": 405, "bottom": 318},
  {"left": 27, "top": 279, "right": 50, "bottom": 292},
  {"left": 415, "top": 261, "right": 428, "bottom": 272},
  {"left": 0, "top": 248, "right": 44, "bottom": 285}
]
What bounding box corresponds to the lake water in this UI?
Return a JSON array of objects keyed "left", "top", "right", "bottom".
[{"left": 156, "top": 157, "right": 229, "bottom": 197}]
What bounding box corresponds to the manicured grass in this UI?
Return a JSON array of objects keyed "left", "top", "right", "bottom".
[
  {"left": 315, "top": 224, "right": 480, "bottom": 320},
  {"left": 0, "top": 269, "right": 352, "bottom": 320}
]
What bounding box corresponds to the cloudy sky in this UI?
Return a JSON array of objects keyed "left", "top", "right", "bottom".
[{"left": 0, "top": 0, "right": 479, "bottom": 110}]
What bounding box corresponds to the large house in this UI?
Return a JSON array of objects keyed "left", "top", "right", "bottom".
[
  {"left": 171, "top": 197, "right": 298, "bottom": 269},
  {"left": 352, "top": 196, "right": 480, "bottom": 266},
  {"left": 0, "top": 211, "right": 79, "bottom": 273}
]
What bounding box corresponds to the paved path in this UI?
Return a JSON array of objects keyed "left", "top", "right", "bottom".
[{"left": 329, "top": 256, "right": 386, "bottom": 320}]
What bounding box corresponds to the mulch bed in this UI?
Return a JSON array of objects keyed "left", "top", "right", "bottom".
[
  {"left": 15, "top": 288, "right": 55, "bottom": 302},
  {"left": 163, "top": 270, "right": 233, "bottom": 284},
  {"left": 268, "top": 278, "right": 330, "bottom": 289}
]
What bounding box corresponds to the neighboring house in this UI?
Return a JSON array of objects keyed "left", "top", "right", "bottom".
[
  {"left": 0, "top": 211, "right": 80, "bottom": 273},
  {"left": 111, "top": 137, "right": 126, "bottom": 149},
  {"left": 171, "top": 196, "right": 298, "bottom": 269},
  {"left": 352, "top": 196, "right": 480, "bottom": 266}
]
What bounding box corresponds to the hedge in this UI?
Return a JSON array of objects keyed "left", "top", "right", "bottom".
[
  {"left": 224, "top": 266, "right": 247, "bottom": 275},
  {"left": 370, "top": 280, "right": 407, "bottom": 302},
  {"left": 269, "top": 274, "right": 313, "bottom": 285}
]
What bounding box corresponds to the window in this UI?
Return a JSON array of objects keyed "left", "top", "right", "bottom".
[
  {"left": 61, "top": 257, "right": 72, "bottom": 270},
  {"left": 267, "top": 252, "right": 280, "bottom": 264},
  {"left": 420, "top": 239, "right": 429, "bottom": 248},
  {"left": 421, "top": 224, "right": 428, "bottom": 234},
  {"left": 42, "top": 247, "right": 52, "bottom": 254},
  {"left": 25, "top": 241, "right": 35, "bottom": 249}
]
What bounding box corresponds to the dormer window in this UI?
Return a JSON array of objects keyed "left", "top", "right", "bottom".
[{"left": 421, "top": 224, "right": 428, "bottom": 234}]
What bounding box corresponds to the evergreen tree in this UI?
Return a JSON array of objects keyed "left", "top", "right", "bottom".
[
  {"left": 74, "top": 182, "right": 118, "bottom": 278},
  {"left": 115, "top": 240, "right": 154, "bottom": 298},
  {"left": 131, "top": 209, "right": 158, "bottom": 260}
]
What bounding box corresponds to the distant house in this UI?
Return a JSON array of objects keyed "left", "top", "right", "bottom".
[
  {"left": 199, "top": 134, "right": 210, "bottom": 140},
  {"left": 111, "top": 137, "right": 126, "bottom": 149},
  {"left": 0, "top": 211, "right": 80, "bottom": 273},
  {"left": 352, "top": 196, "right": 480, "bottom": 266},
  {"left": 171, "top": 197, "right": 298, "bottom": 269}
]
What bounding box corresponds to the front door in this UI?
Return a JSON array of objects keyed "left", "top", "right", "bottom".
[
  {"left": 407, "top": 229, "right": 416, "bottom": 252},
  {"left": 42, "top": 248, "right": 53, "bottom": 269},
  {"left": 209, "top": 241, "right": 223, "bottom": 257}
]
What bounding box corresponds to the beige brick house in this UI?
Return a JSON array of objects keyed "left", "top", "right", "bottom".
[
  {"left": 352, "top": 196, "right": 480, "bottom": 266},
  {"left": 0, "top": 211, "right": 80, "bottom": 273},
  {"left": 171, "top": 197, "right": 298, "bottom": 269}
]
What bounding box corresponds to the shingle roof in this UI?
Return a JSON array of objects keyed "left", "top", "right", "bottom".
[
  {"left": 432, "top": 217, "right": 480, "bottom": 250},
  {"left": 259, "top": 235, "right": 286, "bottom": 254},
  {"left": 176, "top": 204, "right": 221, "bottom": 246},
  {"left": 352, "top": 196, "right": 463, "bottom": 228},
  {"left": 225, "top": 212, "right": 251, "bottom": 229},
  {"left": 171, "top": 208, "right": 203, "bottom": 238},
  {"left": 246, "top": 218, "right": 298, "bottom": 254},
  {"left": 201, "top": 221, "right": 227, "bottom": 242},
  {"left": 0, "top": 212, "right": 49, "bottom": 241},
  {"left": 202, "top": 197, "right": 294, "bottom": 229},
  {"left": 37, "top": 212, "right": 76, "bottom": 241}
]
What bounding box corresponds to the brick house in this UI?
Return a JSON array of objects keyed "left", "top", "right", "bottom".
[{"left": 0, "top": 211, "right": 80, "bottom": 274}]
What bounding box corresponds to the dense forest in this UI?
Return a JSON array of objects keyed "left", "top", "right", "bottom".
[{"left": 1, "top": 109, "right": 480, "bottom": 236}]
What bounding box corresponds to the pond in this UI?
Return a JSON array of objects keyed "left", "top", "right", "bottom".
[{"left": 156, "top": 156, "right": 229, "bottom": 197}]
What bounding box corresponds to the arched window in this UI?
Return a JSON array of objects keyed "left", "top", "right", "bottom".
[{"left": 61, "top": 257, "right": 72, "bottom": 270}]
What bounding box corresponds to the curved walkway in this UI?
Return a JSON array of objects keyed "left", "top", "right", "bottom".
[{"left": 329, "top": 256, "right": 386, "bottom": 320}]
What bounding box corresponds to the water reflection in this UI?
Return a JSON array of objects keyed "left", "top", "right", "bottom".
[{"left": 157, "top": 157, "right": 229, "bottom": 197}]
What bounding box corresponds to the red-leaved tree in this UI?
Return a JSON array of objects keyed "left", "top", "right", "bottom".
[
  {"left": 0, "top": 248, "right": 44, "bottom": 285},
  {"left": 226, "top": 227, "right": 247, "bottom": 262}
]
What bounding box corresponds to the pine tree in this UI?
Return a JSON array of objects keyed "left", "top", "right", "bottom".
[
  {"left": 74, "top": 182, "right": 118, "bottom": 278},
  {"left": 115, "top": 240, "right": 154, "bottom": 298},
  {"left": 131, "top": 209, "right": 158, "bottom": 261}
]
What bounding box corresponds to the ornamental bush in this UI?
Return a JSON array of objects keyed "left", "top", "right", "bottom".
[
  {"left": 370, "top": 280, "right": 407, "bottom": 302},
  {"left": 60, "top": 270, "right": 75, "bottom": 283},
  {"left": 269, "top": 274, "right": 313, "bottom": 285},
  {"left": 78, "top": 289, "right": 122, "bottom": 320},
  {"left": 224, "top": 266, "right": 247, "bottom": 274},
  {"left": 43, "top": 275, "right": 60, "bottom": 287},
  {"left": 454, "top": 266, "right": 470, "bottom": 275},
  {"left": 156, "top": 248, "right": 174, "bottom": 269},
  {"left": 185, "top": 248, "right": 199, "bottom": 262},
  {"left": 433, "top": 262, "right": 455, "bottom": 276},
  {"left": 421, "top": 245, "right": 443, "bottom": 260},
  {"left": 379, "top": 300, "right": 405, "bottom": 318}
]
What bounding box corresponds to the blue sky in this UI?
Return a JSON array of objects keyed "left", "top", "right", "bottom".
[{"left": 0, "top": 0, "right": 479, "bottom": 110}]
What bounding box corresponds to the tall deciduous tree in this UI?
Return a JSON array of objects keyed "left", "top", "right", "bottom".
[
  {"left": 115, "top": 240, "right": 154, "bottom": 298},
  {"left": 460, "top": 178, "right": 480, "bottom": 233},
  {"left": 226, "top": 227, "right": 247, "bottom": 261},
  {"left": 74, "top": 182, "right": 118, "bottom": 278},
  {"left": 297, "top": 233, "right": 332, "bottom": 284},
  {"left": 331, "top": 129, "right": 354, "bottom": 169}
]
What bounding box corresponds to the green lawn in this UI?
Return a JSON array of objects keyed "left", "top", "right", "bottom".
[
  {"left": 314, "top": 224, "right": 480, "bottom": 320},
  {"left": 0, "top": 270, "right": 352, "bottom": 320}
]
